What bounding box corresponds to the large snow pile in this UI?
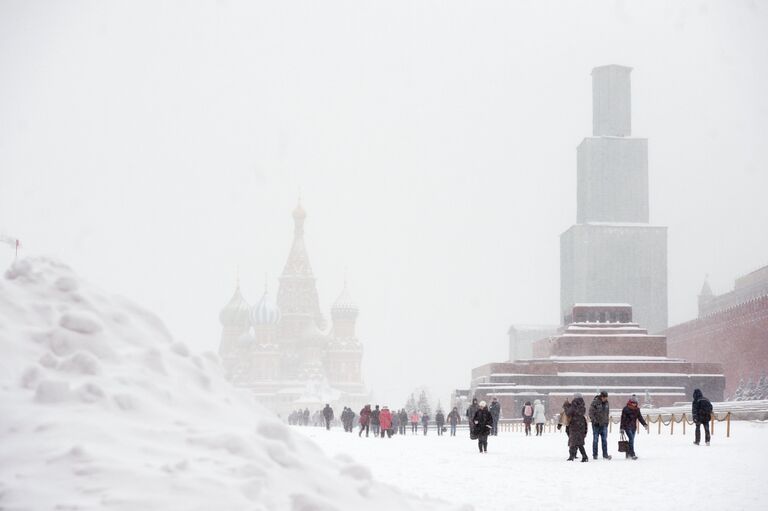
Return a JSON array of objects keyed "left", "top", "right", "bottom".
[{"left": 0, "top": 258, "right": 466, "bottom": 511}]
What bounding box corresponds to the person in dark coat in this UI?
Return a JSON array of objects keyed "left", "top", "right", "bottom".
[
  {"left": 371, "top": 405, "right": 381, "bottom": 436},
  {"left": 489, "top": 397, "right": 501, "bottom": 436},
  {"left": 399, "top": 409, "right": 408, "bottom": 435},
  {"left": 466, "top": 398, "right": 479, "bottom": 438},
  {"left": 302, "top": 408, "right": 310, "bottom": 426},
  {"left": 692, "top": 388, "right": 713, "bottom": 446},
  {"left": 620, "top": 397, "right": 649, "bottom": 460},
  {"left": 391, "top": 410, "right": 400, "bottom": 436},
  {"left": 521, "top": 401, "right": 534, "bottom": 436},
  {"left": 566, "top": 394, "right": 589, "bottom": 462},
  {"left": 435, "top": 410, "right": 445, "bottom": 436},
  {"left": 447, "top": 407, "right": 461, "bottom": 436},
  {"left": 358, "top": 404, "right": 371, "bottom": 437},
  {"left": 473, "top": 400, "right": 494, "bottom": 453},
  {"left": 421, "top": 412, "right": 430, "bottom": 435},
  {"left": 588, "top": 391, "right": 612, "bottom": 460},
  {"left": 322, "top": 404, "right": 334, "bottom": 430}
]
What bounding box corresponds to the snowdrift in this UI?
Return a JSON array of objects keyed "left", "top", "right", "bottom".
[{"left": 0, "top": 258, "right": 467, "bottom": 511}]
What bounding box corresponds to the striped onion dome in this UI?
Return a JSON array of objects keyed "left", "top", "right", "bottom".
[
  {"left": 332, "top": 282, "right": 358, "bottom": 317},
  {"left": 251, "top": 291, "right": 281, "bottom": 326},
  {"left": 219, "top": 285, "right": 251, "bottom": 327}
]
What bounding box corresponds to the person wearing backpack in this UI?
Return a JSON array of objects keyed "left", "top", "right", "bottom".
[
  {"left": 692, "top": 388, "right": 713, "bottom": 446},
  {"left": 521, "top": 401, "right": 534, "bottom": 436}
]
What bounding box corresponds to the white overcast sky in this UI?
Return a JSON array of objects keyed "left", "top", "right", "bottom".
[{"left": 1, "top": 0, "right": 767, "bottom": 406}]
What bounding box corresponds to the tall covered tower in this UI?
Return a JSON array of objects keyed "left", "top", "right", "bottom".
[
  {"left": 560, "top": 65, "right": 668, "bottom": 333},
  {"left": 277, "top": 200, "right": 327, "bottom": 341}
]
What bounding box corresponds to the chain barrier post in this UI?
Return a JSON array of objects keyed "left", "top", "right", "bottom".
[
  {"left": 670, "top": 414, "right": 674, "bottom": 435},
  {"left": 682, "top": 413, "right": 686, "bottom": 435},
  {"left": 726, "top": 412, "right": 731, "bottom": 438}
]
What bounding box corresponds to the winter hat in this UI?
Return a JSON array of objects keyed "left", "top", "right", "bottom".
[
  {"left": 479, "top": 400, "right": 487, "bottom": 408},
  {"left": 600, "top": 391, "right": 608, "bottom": 398},
  {"left": 573, "top": 392, "right": 583, "bottom": 399}
]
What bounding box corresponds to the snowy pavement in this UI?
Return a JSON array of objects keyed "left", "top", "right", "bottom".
[{"left": 297, "top": 423, "right": 768, "bottom": 511}]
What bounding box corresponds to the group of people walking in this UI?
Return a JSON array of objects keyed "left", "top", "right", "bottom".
[
  {"left": 354, "top": 405, "right": 466, "bottom": 437},
  {"left": 520, "top": 399, "right": 546, "bottom": 436},
  {"left": 293, "top": 388, "right": 715, "bottom": 463}
]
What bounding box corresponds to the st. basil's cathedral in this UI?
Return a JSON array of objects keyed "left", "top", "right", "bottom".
[{"left": 218, "top": 201, "right": 368, "bottom": 415}]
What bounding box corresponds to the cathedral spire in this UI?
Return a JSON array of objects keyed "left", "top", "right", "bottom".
[
  {"left": 293, "top": 196, "right": 307, "bottom": 238},
  {"left": 278, "top": 199, "right": 326, "bottom": 333}
]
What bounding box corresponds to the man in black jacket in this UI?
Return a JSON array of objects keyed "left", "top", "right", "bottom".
[
  {"left": 322, "top": 404, "right": 334, "bottom": 430},
  {"left": 588, "top": 391, "right": 612, "bottom": 460},
  {"left": 692, "top": 388, "right": 713, "bottom": 446}
]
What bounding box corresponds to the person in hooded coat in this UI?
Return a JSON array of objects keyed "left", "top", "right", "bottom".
[
  {"left": 322, "top": 404, "right": 334, "bottom": 430},
  {"left": 473, "top": 400, "right": 494, "bottom": 453},
  {"left": 566, "top": 394, "right": 589, "bottom": 462},
  {"left": 399, "top": 409, "right": 408, "bottom": 435},
  {"left": 692, "top": 388, "right": 713, "bottom": 446},
  {"left": 466, "top": 398, "right": 479, "bottom": 438},
  {"left": 489, "top": 397, "right": 501, "bottom": 436},
  {"left": 358, "top": 404, "right": 371, "bottom": 437},
  {"left": 421, "top": 412, "right": 430, "bottom": 436},
  {"left": 379, "top": 406, "right": 393, "bottom": 438},
  {"left": 620, "top": 396, "right": 649, "bottom": 460},
  {"left": 533, "top": 399, "right": 546, "bottom": 436}
]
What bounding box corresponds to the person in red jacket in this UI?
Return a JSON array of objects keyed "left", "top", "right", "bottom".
[
  {"left": 379, "top": 406, "right": 393, "bottom": 438},
  {"left": 358, "top": 404, "right": 372, "bottom": 437},
  {"left": 410, "top": 411, "right": 420, "bottom": 435}
]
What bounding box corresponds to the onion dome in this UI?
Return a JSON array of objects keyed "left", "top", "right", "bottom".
[
  {"left": 251, "top": 291, "right": 281, "bottom": 326},
  {"left": 293, "top": 201, "right": 307, "bottom": 221},
  {"left": 219, "top": 285, "right": 251, "bottom": 328},
  {"left": 332, "top": 282, "right": 359, "bottom": 318}
]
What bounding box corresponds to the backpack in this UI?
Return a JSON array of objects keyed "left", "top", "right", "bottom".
[
  {"left": 699, "top": 398, "right": 713, "bottom": 420},
  {"left": 524, "top": 405, "right": 532, "bottom": 417}
]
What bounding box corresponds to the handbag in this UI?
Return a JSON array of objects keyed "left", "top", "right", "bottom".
[{"left": 618, "top": 431, "right": 629, "bottom": 453}]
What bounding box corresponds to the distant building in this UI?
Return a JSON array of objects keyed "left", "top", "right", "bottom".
[
  {"left": 508, "top": 324, "right": 559, "bottom": 361},
  {"left": 560, "top": 65, "right": 668, "bottom": 333},
  {"left": 472, "top": 304, "right": 724, "bottom": 416},
  {"left": 218, "top": 201, "right": 368, "bottom": 415},
  {"left": 666, "top": 265, "right": 768, "bottom": 396}
]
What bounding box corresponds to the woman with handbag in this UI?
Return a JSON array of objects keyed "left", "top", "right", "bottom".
[{"left": 619, "top": 396, "right": 649, "bottom": 460}]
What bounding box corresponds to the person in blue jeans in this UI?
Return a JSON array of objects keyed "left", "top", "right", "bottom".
[
  {"left": 620, "top": 396, "right": 649, "bottom": 460},
  {"left": 447, "top": 407, "right": 461, "bottom": 436},
  {"left": 588, "top": 391, "right": 612, "bottom": 460}
]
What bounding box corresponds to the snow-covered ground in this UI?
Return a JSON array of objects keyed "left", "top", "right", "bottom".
[
  {"left": 0, "top": 258, "right": 466, "bottom": 511},
  {"left": 298, "top": 422, "right": 768, "bottom": 510}
]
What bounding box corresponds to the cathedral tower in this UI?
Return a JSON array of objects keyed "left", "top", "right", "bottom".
[
  {"left": 277, "top": 200, "right": 327, "bottom": 340},
  {"left": 326, "top": 281, "right": 363, "bottom": 385}
]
